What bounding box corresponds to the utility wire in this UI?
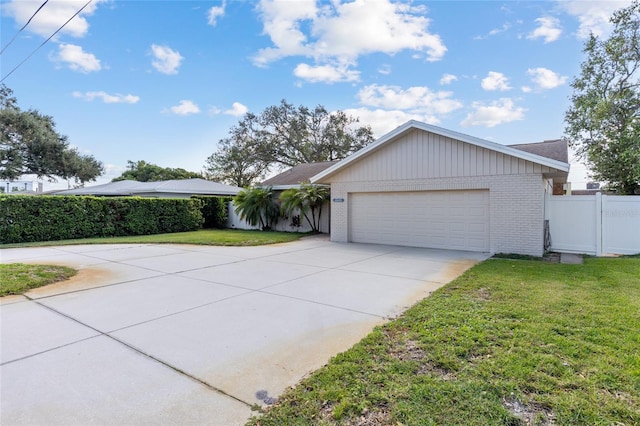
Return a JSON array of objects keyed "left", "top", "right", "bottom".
[
  {"left": 1, "top": 0, "right": 93, "bottom": 84},
  {"left": 0, "top": 0, "right": 50, "bottom": 56}
]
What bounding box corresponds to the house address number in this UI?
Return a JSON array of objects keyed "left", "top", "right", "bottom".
[{"left": 333, "top": 198, "right": 345, "bottom": 203}]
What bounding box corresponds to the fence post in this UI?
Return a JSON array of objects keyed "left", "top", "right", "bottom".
[{"left": 595, "top": 192, "right": 602, "bottom": 256}]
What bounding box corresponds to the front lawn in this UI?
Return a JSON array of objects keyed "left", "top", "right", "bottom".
[
  {"left": 248, "top": 257, "right": 640, "bottom": 425},
  {"left": 0, "top": 264, "right": 77, "bottom": 296},
  {"left": 0, "top": 229, "right": 306, "bottom": 248}
]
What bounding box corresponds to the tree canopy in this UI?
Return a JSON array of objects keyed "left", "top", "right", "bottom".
[
  {"left": 204, "top": 113, "right": 270, "bottom": 187},
  {"left": 564, "top": 0, "right": 640, "bottom": 195},
  {"left": 112, "top": 160, "right": 202, "bottom": 182},
  {"left": 0, "top": 84, "right": 103, "bottom": 184},
  {"left": 205, "top": 100, "right": 375, "bottom": 186}
]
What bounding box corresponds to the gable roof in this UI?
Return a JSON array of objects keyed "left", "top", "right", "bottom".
[
  {"left": 54, "top": 178, "right": 241, "bottom": 196},
  {"left": 262, "top": 161, "right": 337, "bottom": 186},
  {"left": 509, "top": 139, "right": 568, "bottom": 163},
  {"left": 311, "top": 120, "right": 570, "bottom": 183}
]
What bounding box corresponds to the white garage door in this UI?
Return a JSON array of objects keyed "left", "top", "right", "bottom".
[{"left": 349, "top": 190, "right": 490, "bottom": 252}]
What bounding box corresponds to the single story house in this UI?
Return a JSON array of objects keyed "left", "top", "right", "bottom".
[
  {"left": 311, "top": 120, "right": 570, "bottom": 257},
  {"left": 53, "top": 178, "right": 241, "bottom": 198}
]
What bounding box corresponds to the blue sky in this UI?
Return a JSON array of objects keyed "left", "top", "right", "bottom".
[{"left": 1, "top": 0, "right": 633, "bottom": 189}]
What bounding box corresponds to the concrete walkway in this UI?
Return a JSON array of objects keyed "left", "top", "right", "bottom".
[{"left": 1, "top": 238, "right": 489, "bottom": 425}]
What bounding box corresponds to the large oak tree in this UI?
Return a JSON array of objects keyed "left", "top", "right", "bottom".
[
  {"left": 0, "top": 85, "right": 103, "bottom": 185},
  {"left": 205, "top": 100, "right": 374, "bottom": 186},
  {"left": 565, "top": 1, "right": 640, "bottom": 194}
]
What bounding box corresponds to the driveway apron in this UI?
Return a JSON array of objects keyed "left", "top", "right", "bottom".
[{"left": 1, "top": 238, "right": 489, "bottom": 425}]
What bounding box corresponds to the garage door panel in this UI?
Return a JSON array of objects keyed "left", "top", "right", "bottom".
[
  {"left": 349, "top": 190, "right": 489, "bottom": 252},
  {"left": 468, "top": 223, "right": 486, "bottom": 233}
]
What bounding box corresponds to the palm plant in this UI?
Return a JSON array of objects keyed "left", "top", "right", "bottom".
[
  {"left": 280, "top": 183, "right": 330, "bottom": 233},
  {"left": 233, "top": 186, "right": 279, "bottom": 230}
]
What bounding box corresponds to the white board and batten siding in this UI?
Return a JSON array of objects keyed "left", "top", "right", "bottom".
[
  {"left": 330, "top": 129, "right": 557, "bottom": 182},
  {"left": 349, "top": 190, "right": 490, "bottom": 252}
]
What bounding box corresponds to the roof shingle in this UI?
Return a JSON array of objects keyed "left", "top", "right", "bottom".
[
  {"left": 262, "top": 161, "right": 337, "bottom": 186},
  {"left": 508, "top": 139, "right": 568, "bottom": 163}
]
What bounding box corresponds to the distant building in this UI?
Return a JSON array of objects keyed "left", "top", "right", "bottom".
[
  {"left": 0, "top": 180, "right": 44, "bottom": 194},
  {"left": 51, "top": 178, "right": 241, "bottom": 198}
]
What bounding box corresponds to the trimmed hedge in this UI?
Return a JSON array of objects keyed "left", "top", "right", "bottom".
[
  {"left": 0, "top": 196, "right": 204, "bottom": 244},
  {"left": 191, "top": 196, "right": 231, "bottom": 229}
]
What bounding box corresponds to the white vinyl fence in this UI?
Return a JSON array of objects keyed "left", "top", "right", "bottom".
[
  {"left": 547, "top": 193, "right": 640, "bottom": 255},
  {"left": 226, "top": 201, "right": 330, "bottom": 234}
]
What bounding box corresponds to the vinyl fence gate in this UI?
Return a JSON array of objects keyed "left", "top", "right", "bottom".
[{"left": 546, "top": 193, "right": 640, "bottom": 256}]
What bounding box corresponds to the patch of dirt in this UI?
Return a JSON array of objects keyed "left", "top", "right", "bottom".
[
  {"left": 350, "top": 408, "right": 393, "bottom": 425},
  {"left": 416, "top": 361, "right": 456, "bottom": 381},
  {"left": 476, "top": 287, "right": 490, "bottom": 301},
  {"left": 318, "top": 400, "right": 334, "bottom": 422},
  {"left": 390, "top": 339, "right": 427, "bottom": 362},
  {"left": 503, "top": 393, "right": 556, "bottom": 425},
  {"left": 387, "top": 337, "right": 456, "bottom": 380},
  {"left": 319, "top": 404, "right": 394, "bottom": 426}
]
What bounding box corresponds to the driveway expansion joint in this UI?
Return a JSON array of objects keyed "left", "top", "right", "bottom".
[
  {"left": 2, "top": 241, "right": 486, "bottom": 424},
  {"left": 19, "top": 298, "right": 255, "bottom": 409}
]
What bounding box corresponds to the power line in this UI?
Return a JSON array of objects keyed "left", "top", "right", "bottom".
[
  {"left": 0, "top": 0, "right": 93, "bottom": 84},
  {"left": 0, "top": 0, "right": 50, "bottom": 56}
]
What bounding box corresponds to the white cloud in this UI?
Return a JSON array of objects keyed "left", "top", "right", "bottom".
[
  {"left": 358, "top": 84, "right": 462, "bottom": 114},
  {"left": 224, "top": 102, "right": 248, "bottom": 116},
  {"left": 461, "top": 98, "right": 525, "bottom": 128},
  {"left": 150, "top": 44, "right": 183, "bottom": 75},
  {"left": 165, "top": 100, "right": 200, "bottom": 115},
  {"left": 481, "top": 71, "right": 511, "bottom": 91},
  {"left": 474, "top": 22, "right": 511, "bottom": 40},
  {"left": 527, "top": 16, "right": 562, "bottom": 43},
  {"left": 54, "top": 43, "right": 101, "bottom": 73},
  {"left": 558, "top": 0, "right": 632, "bottom": 39},
  {"left": 527, "top": 67, "right": 568, "bottom": 90},
  {"left": 253, "top": 0, "right": 446, "bottom": 76},
  {"left": 439, "top": 73, "right": 458, "bottom": 85},
  {"left": 377, "top": 64, "right": 392, "bottom": 75},
  {"left": 348, "top": 84, "right": 462, "bottom": 131},
  {"left": 253, "top": 0, "right": 317, "bottom": 66},
  {"left": 207, "top": 2, "right": 226, "bottom": 26},
  {"left": 72, "top": 91, "right": 140, "bottom": 104},
  {"left": 343, "top": 108, "right": 425, "bottom": 137},
  {"left": 3, "top": 0, "right": 106, "bottom": 39},
  {"left": 521, "top": 86, "right": 533, "bottom": 93},
  {"left": 293, "top": 63, "right": 360, "bottom": 83}
]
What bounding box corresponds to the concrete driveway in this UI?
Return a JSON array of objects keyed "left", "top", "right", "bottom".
[{"left": 1, "top": 237, "right": 489, "bottom": 425}]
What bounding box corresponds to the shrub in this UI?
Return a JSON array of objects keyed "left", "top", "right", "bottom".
[
  {"left": 233, "top": 187, "right": 279, "bottom": 231},
  {"left": 191, "top": 196, "right": 231, "bottom": 229},
  {"left": 279, "top": 184, "right": 329, "bottom": 233},
  {"left": 0, "top": 195, "right": 204, "bottom": 244}
]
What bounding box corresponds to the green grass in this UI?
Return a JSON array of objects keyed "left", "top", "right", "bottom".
[
  {"left": 0, "top": 229, "right": 306, "bottom": 248},
  {"left": 0, "top": 263, "right": 77, "bottom": 296},
  {"left": 248, "top": 257, "right": 640, "bottom": 425}
]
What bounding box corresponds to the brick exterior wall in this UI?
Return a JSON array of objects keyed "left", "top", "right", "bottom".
[{"left": 329, "top": 173, "right": 546, "bottom": 256}]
